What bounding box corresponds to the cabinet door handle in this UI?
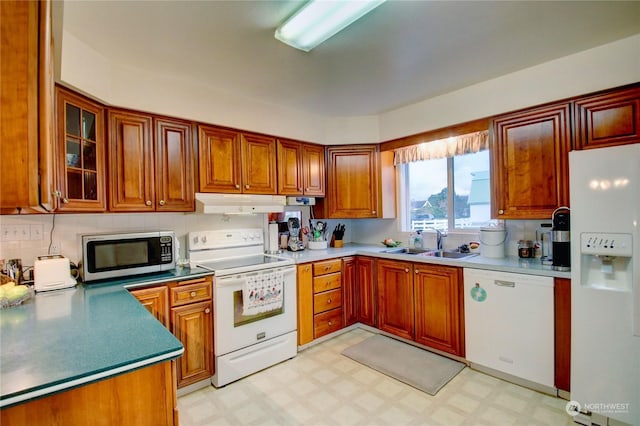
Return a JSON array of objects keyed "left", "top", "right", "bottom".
[
  {"left": 235, "top": 184, "right": 240, "bottom": 189},
  {"left": 145, "top": 200, "right": 152, "bottom": 206},
  {"left": 305, "top": 188, "right": 309, "bottom": 191},
  {"left": 498, "top": 209, "right": 504, "bottom": 215},
  {"left": 159, "top": 200, "right": 165, "bottom": 206},
  {"left": 415, "top": 269, "right": 419, "bottom": 274},
  {"left": 205, "top": 308, "right": 211, "bottom": 314},
  {"left": 494, "top": 280, "right": 515, "bottom": 288},
  {"left": 62, "top": 198, "right": 69, "bottom": 204},
  {"left": 372, "top": 210, "right": 377, "bottom": 214},
  {"left": 245, "top": 184, "right": 250, "bottom": 189},
  {"left": 404, "top": 268, "right": 409, "bottom": 273}
]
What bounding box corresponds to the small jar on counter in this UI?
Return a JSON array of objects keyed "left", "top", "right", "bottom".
[{"left": 518, "top": 240, "right": 534, "bottom": 258}]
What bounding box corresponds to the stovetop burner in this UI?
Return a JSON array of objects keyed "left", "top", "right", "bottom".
[
  {"left": 187, "top": 228, "right": 293, "bottom": 276},
  {"left": 196, "top": 255, "right": 291, "bottom": 273}
]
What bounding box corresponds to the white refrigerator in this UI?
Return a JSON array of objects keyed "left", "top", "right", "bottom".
[{"left": 569, "top": 144, "right": 639, "bottom": 425}]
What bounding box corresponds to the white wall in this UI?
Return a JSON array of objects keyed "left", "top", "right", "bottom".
[
  {"left": 60, "top": 31, "right": 328, "bottom": 144},
  {"left": 60, "top": 30, "right": 639, "bottom": 144},
  {"left": 379, "top": 34, "right": 640, "bottom": 140}
]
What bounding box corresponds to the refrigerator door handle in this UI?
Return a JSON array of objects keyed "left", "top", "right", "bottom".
[{"left": 494, "top": 280, "right": 516, "bottom": 288}]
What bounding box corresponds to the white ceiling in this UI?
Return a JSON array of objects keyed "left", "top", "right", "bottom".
[{"left": 61, "top": 0, "right": 640, "bottom": 117}]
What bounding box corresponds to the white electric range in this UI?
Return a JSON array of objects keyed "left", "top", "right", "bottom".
[{"left": 188, "top": 229, "right": 297, "bottom": 387}]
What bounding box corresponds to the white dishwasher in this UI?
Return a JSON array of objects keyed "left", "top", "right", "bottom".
[{"left": 464, "top": 268, "right": 554, "bottom": 389}]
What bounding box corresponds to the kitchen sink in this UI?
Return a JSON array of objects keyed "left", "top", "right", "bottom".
[
  {"left": 422, "top": 250, "right": 477, "bottom": 259},
  {"left": 383, "top": 247, "right": 430, "bottom": 255},
  {"left": 383, "top": 247, "right": 476, "bottom": 259}
]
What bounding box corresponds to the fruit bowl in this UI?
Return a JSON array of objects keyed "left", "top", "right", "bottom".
[
  {"left": 381, "top": 240, "right": 401, "bottom": 248},
  {"left": 0, "top": 280, "right": 34, "bottom": 309}
]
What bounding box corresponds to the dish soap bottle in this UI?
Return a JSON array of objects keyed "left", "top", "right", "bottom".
[{"left": 413, "top": 230, "right": 424, "bottom": 249}]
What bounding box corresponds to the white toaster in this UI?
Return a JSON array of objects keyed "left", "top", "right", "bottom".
[{"left": 34, "top": 255, "right": 77, "bottom": 292}]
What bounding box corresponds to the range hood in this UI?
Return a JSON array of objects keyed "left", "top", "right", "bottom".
[{"left": 195, "top": 193, "right": 286, "bottom": 214}]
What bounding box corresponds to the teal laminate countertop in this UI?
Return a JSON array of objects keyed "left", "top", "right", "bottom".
[{"left": 0, "top": 266, "right": 212, "bottom": 409}]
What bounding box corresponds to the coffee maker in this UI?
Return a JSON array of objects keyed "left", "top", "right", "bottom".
[
  {"left": 287, "top": 217, "right": 304, "bottom": 252},
  {"left": 552, "top": 207, "right": 571, "bottom": 271}
]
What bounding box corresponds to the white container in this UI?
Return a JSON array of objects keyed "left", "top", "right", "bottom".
[
  {"left": 479, "top": 227, "right": 506, "bottom": 258},
  {"left": 307, "top": 240, "right": 328, "bottom": 250}
]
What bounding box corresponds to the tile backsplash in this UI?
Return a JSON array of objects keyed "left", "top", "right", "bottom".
[
  {"left": 1, "top": 210, "right": 552, "bottom": 273},
  {"left": 0, "top": 212, "right": 265, "bottom": 270}
]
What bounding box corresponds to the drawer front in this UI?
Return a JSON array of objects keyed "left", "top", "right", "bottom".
[
  {"left": 313, "top": 273, "right": 341, "bottom": 293},
  {"left": 170, "top": 279, "right": 212, "bottom": 307},
  {"left": 313, "top": 288, "right": 342, "bottom": 314},
  {"left": 314, "top": 308, "right": 343, "bottom": 339},
  {"left": 313, "top": 259, "right": 342, "bottom": 276}
]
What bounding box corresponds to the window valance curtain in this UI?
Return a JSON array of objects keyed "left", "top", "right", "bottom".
[{"left": 393, "top": 130, "right": 489, "bottom": 165}]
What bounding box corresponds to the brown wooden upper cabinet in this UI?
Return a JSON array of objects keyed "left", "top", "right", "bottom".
[
  {"left": 198, "top": 125, "right": 277, "bottom": 194},
  {"left": 1, "top": 0, "right": 54, "bottom": 213},
  {"left": 317, "top": 145, "right": 395, "bottom": 219},
  {"left": 55, "top": 87, "right": 107, "bottom": 212},
  {"left": 108, "top": 109, "right": 194, "bottom": 212},
  {"left": 574, "top": 85, "right": 640, "bottom": 150},
  {"left": 491, "top": 102, "right": 571, "bottom": 219},
  {"left": 276, "top": 139, "right": 325, "bottom": 196}
]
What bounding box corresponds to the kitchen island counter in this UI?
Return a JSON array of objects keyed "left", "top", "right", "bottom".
[
  {"left": 0, "top": 266, "right": 212, "bottom": 409},
  {"left": 278, "top": 243, "right": 571, "bottom": 278}
]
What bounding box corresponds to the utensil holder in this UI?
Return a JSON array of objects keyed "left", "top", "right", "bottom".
[{"left": 308, "top": 240, "right": 328, "bottom": 250}]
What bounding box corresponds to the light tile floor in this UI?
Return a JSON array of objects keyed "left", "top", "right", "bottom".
[{"left": 178, "top": 329, "right": 575, "bottom": 425}]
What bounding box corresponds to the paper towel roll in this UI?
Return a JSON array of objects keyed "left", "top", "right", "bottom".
[{"left": 268, "top": 222, "right": 280, "bottom": 253}]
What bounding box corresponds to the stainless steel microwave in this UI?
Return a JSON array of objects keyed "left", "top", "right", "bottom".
[{"left": 81, "top": 231, "right": 176, "bottom": 282}]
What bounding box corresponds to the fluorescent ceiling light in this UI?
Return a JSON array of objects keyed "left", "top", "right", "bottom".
[{"left": 275, "top": 0, "right": 386, "bottom": 52}]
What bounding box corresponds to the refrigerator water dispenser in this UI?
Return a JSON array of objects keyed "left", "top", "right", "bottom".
[{"left": 580, "top": 232, "right": 633, "bottom": 291}]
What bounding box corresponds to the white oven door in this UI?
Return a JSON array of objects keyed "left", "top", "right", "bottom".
[{"left": 214, "top": 265, "right": 296, "bottom": 356}]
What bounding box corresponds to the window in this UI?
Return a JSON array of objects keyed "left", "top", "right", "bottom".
[{"left": 400, "top": 150, "right": 490, "bottom": 232}]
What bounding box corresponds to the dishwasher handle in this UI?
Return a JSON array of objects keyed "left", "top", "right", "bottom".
[{"left": 494, "top": 279, "right": 515, "bottom": 288}]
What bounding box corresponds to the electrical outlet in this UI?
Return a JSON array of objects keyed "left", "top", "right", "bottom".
[{"left": 49, "top": 241, "right": 62, "bottom": 255}]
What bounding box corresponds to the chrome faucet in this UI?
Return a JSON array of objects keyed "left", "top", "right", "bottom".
[{"left": 429, "top": 228, "right": 446, "bottom": 251}]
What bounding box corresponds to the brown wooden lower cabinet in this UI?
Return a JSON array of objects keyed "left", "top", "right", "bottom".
[
  {"left": 414, "top": 264, "right": 464, "bottom": 357},
  {"left": 297, "top": 263, "right": 314, "bottom": 345},
  {"left": 0, "top": 361, "right": 178, "bottom": 426},
  {"left": 342, "top": 256, "right": 377, "bottom": 328},
  {"left": 131, "top": 276, "right": 214, "bottom": 389},
  {"left": 343, "top": 257, "right": 358, "bottom": 326},
  {"left": 376, "top": 259, "right": 414, "bottom": 340},
  {"left": 554, "top": 277, "right": 571, "bottom": 392},
  {"left": 130, "top": 285, "right": 170, "bottom": 328}
]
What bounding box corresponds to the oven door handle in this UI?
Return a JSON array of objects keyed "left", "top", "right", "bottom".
[{"left": 215, "top": 265, "right": 296, "bottom": 287}]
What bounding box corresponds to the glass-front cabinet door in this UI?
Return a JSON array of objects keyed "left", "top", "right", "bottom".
[{"left": 55, "top": 86, "right": 106, "bottom": 211}]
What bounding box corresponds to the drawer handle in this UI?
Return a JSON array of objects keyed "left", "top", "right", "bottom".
[
  {"left": 494, "top": 280, "right": 515, "bottom": 288},
  {"left": 190, "top": 291, "right": 197, "bottom": 297},
  {"left": 327, "top": 299, "right": 331, "bottom": 304},
  {"left": 328, "top": 321, "right": 333, "bottom": 326},
  {"left": 325, "top": 266, "right": 331, "bottom": 271}
]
